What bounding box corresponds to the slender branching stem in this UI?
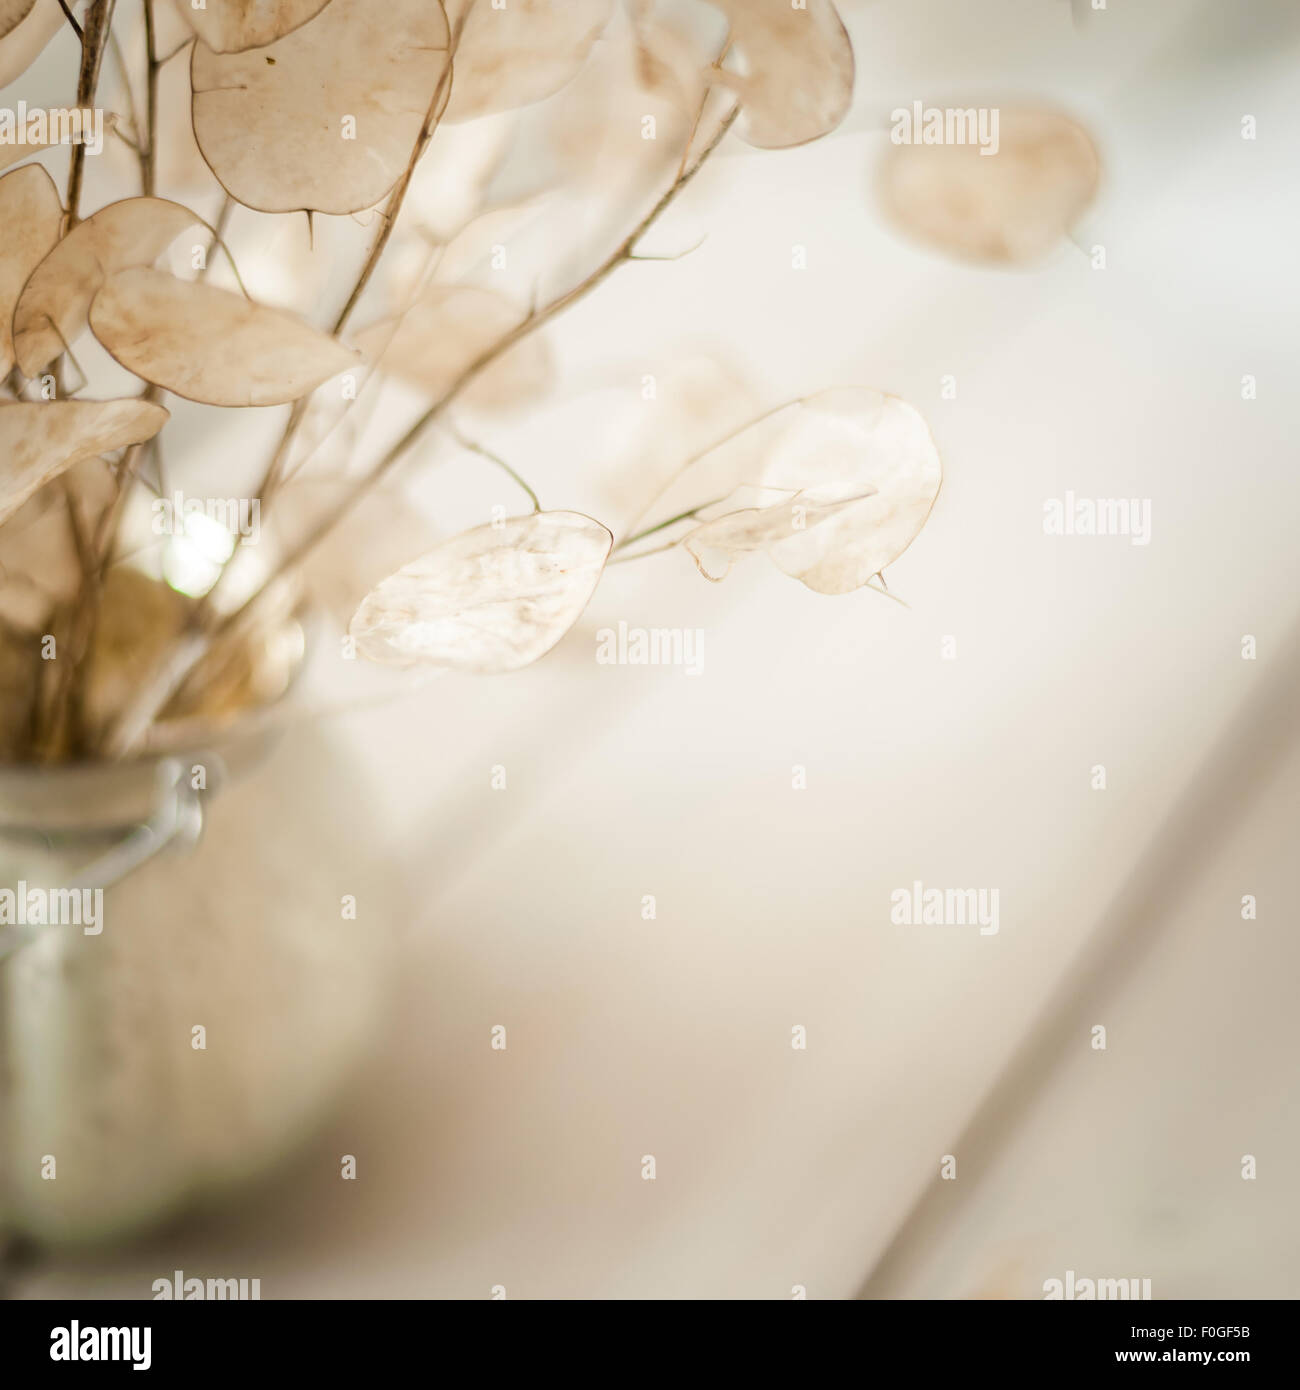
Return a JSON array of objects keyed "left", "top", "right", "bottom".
[
  {"left": 106, "top": 27, "right": 140, "bottom": 151},
  {"left": 447, "top": 426, "right": 541, "bottom": 513},
  {"left": 200, "top": 194, "right": 235, "bottom": 281},
  {"left": 606, "top": 539, "right": 686, "bottom": 567},
  {"left": 245, "top": 3, "right": 469, "bottom": 515},
  {"left": 65, "top": 0, "right": 117, "bottom": 226},
  {"left": 613, "top": 498, "right": 732, "bottom": 552},
  {"left": 56, "top": 0, "right": 81, "bottom": 39},
  {"left": 140, "top": 0, "right": 158, "bottom": 198}
]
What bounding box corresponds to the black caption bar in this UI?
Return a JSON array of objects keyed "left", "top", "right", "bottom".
[{"left": 1, "top": 1297, "right": 1284, "bottom": 1374}]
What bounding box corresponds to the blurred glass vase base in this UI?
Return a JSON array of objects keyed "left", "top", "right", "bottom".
[{"left": 0, "top": 721, "right": 397, "bottom": 1245}]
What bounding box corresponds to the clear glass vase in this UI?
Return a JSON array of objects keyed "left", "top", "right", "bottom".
[{"left": 0, "top": 720, "right": 396, "bottom": 1246}]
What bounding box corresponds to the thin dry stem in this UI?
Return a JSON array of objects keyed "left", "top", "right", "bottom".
[
  {"left": 247, "top": 4, "right": 470, "bottom": 514},
  {"left": 447, "top": 426, "right": 541, "bottom": 513},
  {"left": 56, "top": 0, "right": 81, "bottom": 39},
  {"left": 66, "top": 0, "right": 118, "bottom": 226},
  {"left": 140, "top": 0, "right": 158, "bottom": 198}
]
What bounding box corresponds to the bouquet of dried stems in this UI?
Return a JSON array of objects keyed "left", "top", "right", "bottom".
[
  {"left": 0, "top": 0, "right": 1095, "bottom": 768},
  {"left": 0, "top": 0, "right": 1111, "bottom": 1256}
]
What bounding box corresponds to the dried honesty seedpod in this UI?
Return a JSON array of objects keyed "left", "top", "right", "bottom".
[
  {"left": 12, "top": 197, "right": 204, "bottom": 378},
  {"left": 442, "top": 0, "right": 613, "bottom": 122},
  {"left": 544, "top": 12, "right": 704, "bottom": 191},
  {"left": 88, "top": 267, "right": 359, "bottom": 407},
  {"left": 348, "top": 511, "right": 613, "bottom": 673},
  {"left": 684, "top": 489, "right": 875, "bottom": 581},
  {"left": 0, "top": 1, "right": 37, "bottom": 38},
  {"left": 512, "top": 11, "right": 706, "bottom": 294},
  {"left": 680, "top": 389, "right": 942, "bottom": 594},
  {"left": 0, "top": 164, "right": 63, "bottom": 377},
  {"left": 709, "top": 0, "right": 854, "bottom": 149},
  {"left": 0, "top": 398, "right": 169, "bottom": 526},
  {"left": 355, "top": 283, "right": 552, "bottom": 413},
  {"left": 0, "top": 0, "right": 67, "bottom": 88},
  {"left": 191, "top": 0, "right": 451, "bottom": 215},
  {"left": 173, "top": 0, "right": 333, "bottom": 53},
  {"left": 876, "top": 105, "right": 1101, "bottom": 264}
]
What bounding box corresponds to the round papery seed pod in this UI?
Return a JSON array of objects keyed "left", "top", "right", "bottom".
[{"left": 876, "top": 105, "right": 1101, "bottom": 266}]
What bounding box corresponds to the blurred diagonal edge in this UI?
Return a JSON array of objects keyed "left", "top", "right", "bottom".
[{"left": 857, "top": 608, "right": 1300, "bottom": 1299}]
